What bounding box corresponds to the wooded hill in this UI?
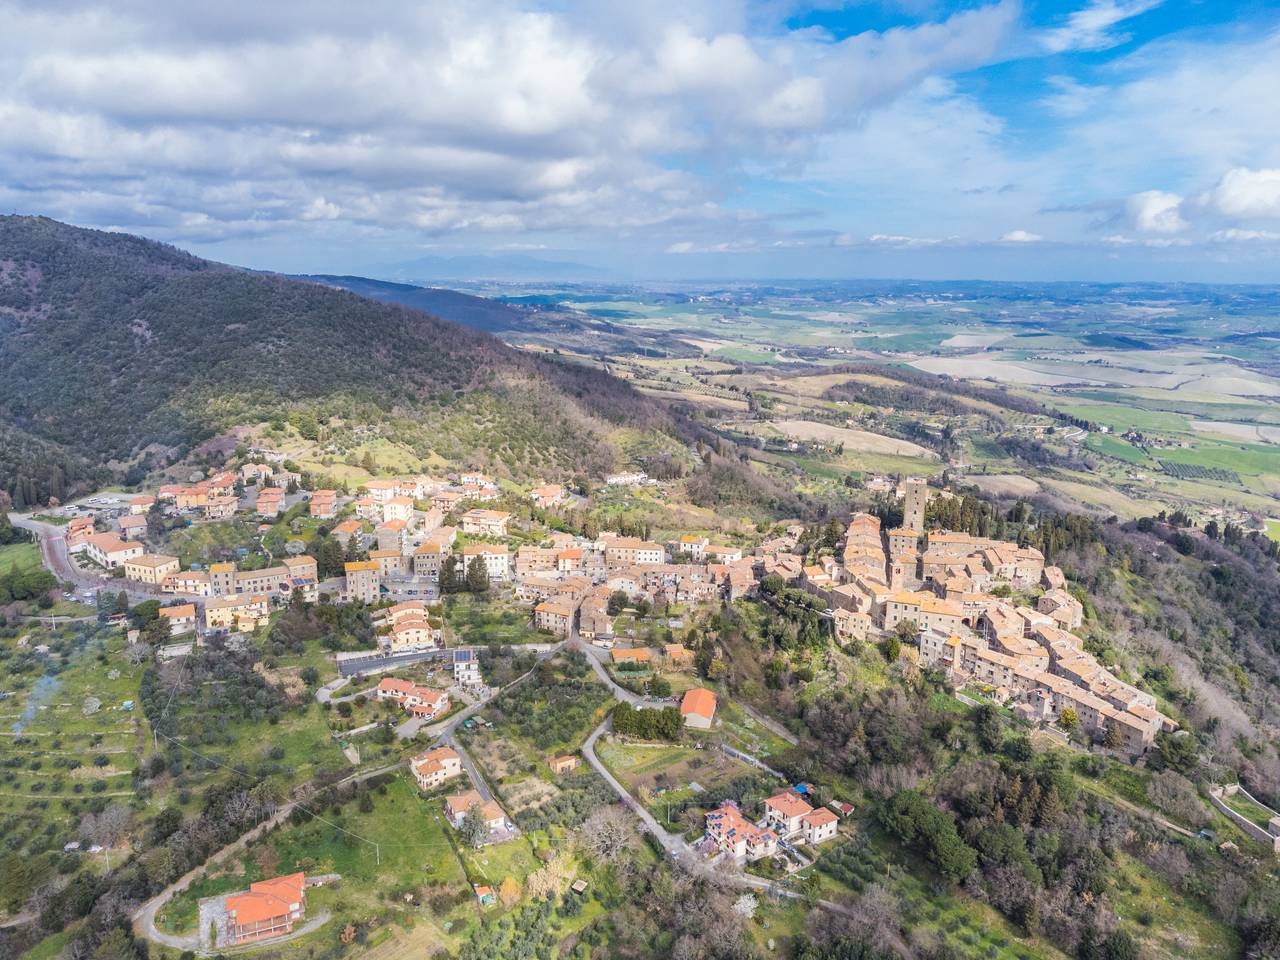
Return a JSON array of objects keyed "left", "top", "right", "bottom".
[{"left": 0, "top": 216, "right": 686, "bottom": 502}]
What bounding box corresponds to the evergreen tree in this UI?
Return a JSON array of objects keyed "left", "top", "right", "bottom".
[{"left": 466, "top": 556, "right": 490, "bottom": 594}]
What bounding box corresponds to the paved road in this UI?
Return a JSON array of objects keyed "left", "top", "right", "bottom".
[
  {"left": 571, "top": 635, "right": 641, "bottom": 704},
  {"left": 11, "top": 513, "right": 199, "bottom": 606},
  {"left": 132, "top": 761, "right": 400, "bottom": 951}
]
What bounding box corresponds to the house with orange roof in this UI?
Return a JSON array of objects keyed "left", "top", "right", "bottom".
[
  {"left": 529, "top": 484, "right": 565, "bottom": 509},
  {"left": 704, "top": 802, "right": 777, "bottom": 862},
  {"left": 127, "top": 495, "right": 156, "bottom": 515},
  {"left": 680, "top": 687, "right": 717, "bottom": 729},
  {"left": 123, "top": 553, "right": 180, "bottom": 585},
  {"left": 549, "top": 754, "right": 579, "bottom": 776},
  {"left": 610, "top": 647, "right": 651, "bottom": 666},
  {"left": 331, "top": 518, "right": 362, "bottom": 547},
  {"left": 382, "top": 495, "right": 415, "bottom": 523},
  {"left": 462, "top": 543, "right": 510, "bottom": 580},
  {"left": 308, "top": 490, "right": 338, "bottom": 518},
  {"left": 344, "top": 560, "right": 380, "bottom": 603},
  {"left": 411, "top": 746, "right": 462, "bottom": 790},
  {"left": 801, "top": 807, "right": 839, "bottom": 845},
  {"left": 460, "top": 508, "right": 511, "bottom": 537},
  {"left": 85, "top": 533, "right": 143, "bottom": 569},
  {"left": 223, "top": 872, "right": 306, "bottom": 945},
  {"left": 664, "top": 642, "right": 694, "bottom": 665},
  {"left": 376, "top": 677, "right": 450, "bottom": 719},
  {"left": 534, "top": 597, "right": 576, "bottom": 637},
  {"left": 444, "top": 790, "right": 511, "bottom": 837},
  {"left": 157, "top": 603, "right": 197, "bottom": 635},
  {"left": 763, "top": 790, "right": 814, "bottom": 837}
]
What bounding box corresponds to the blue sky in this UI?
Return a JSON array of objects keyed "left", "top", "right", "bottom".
[{"left": 2, "top": 0, "right": 1279, "bottom": 280}]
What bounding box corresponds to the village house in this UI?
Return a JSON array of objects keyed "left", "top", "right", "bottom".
[
  {"left": 309, "top": 490, "right": 338, "bottom": 519},
  {"left": 203, "top": 495, "right": 239, "bottom": 520},
  {"left": 704, "top": 544, "right": 743, "bottom": 564},
  {"left": 158, "top": 603, "right": 197, "bottom": 635},
  {"left": 605, "top": 537, "right": 664, "bottom": 567},
  {"left": 117, "top": 514, "right": 147, "bottom": 538},
  {"left": 432, "top": 489, "right": 466, "bottom": 513},
  {"left": 209, "top": 562, "right": 238, "bottom": 596},
  {"left": 460, "top": 508, "right": 511, "bottom": 537},
  {"left": 66, "top": 517, "right": 96, "bottom": 551},
  {"left": 331, "top": 519, "right": 362, "bottom": 547},
  {"left": 255, "top": 488, "right": 284, "bottom": 517},
  {"left": 370, "top": 548, "right": 410, "bottom": 579},
  {"left": 239, "top": 462, "right": 275, "bottom": 484},
  {"left": 534, "top": 597, "right": 576, "bottom": 637},
  {"left": 801, "top": 807, "right": 840, "bottom": 845},
  {"left": 1038, "top": 589, "right": 1084, "bottom": 630},
  {"left": 556, "top": 547, "right": 584, "bottom": 572},
  {"left": 881, "top": 591, "right": 965, "bottom": 634},
  {"left": 833, "top": 608, "right": 872, "bottom": 645},
  {"left": 363, "top": 479, "right": 400, "bottom": 502},
  {"left": 664, "top": 642, "right": 694, "bottom": 666},
  {"left": 529, "top": 484, "right": 565, "bottom": 509},
  {"left": 123, "top": 553, "right": 180, "bottom": 585},
  {"left": 515, "top": 546, "right": 558, "bottom": 577},
  {"left": 680, "top": 687, "right": 717, "bottom": 729},
  {"left": 204, "top": 594, "right": 270, "bottom": 632},
  {"left": 382, "top": 495, "right": 415, "bottom": 523},
  {"left": 462, "top": 543, "right": 510, "bottom": 581},
  {"left": 763, "top": 790, "right": 814, "bottom": 837},
  {"left": 412, "top": 746, "right": 462, "bottom": 790},
  {"left": 458, "top": 472, "right": 497, "bottom": 489},
  {"left": 377, "top": 677, "right": 451, "bottom": 719},
  {"left": 223, "top": 872, "right": 306, "bottom": 946},
  {"left": 385, "top": 615, "right": 442, "bottom": 652},
  {"left": 344, "top": 560, "right": 381, "bottom": 603},
  {"left": 352, "top": 496, "right": 381, "bottom": 520},
  {"left": 610, "top": 647, "right": 652, "bottom": 667},
  {"left": 668, "top": 535, "right": 709, "bottom": 562},
  {"left": 127, "top": 494, "right": 156, "bottom": 514},
  {"left": 444, "top": 790, "right": 511, "bottom": 838},
  {"left": 605, "top": 471, "right": 648, "bottom": 486},
  {"left": 85, "top": 533, "right": 143, "bottom": 569},
  {"left": 704, "top": 802, "right": 777, "bottom": 862},
  {"left": 413, "top": 539, "right": 450, "bottom": 579},
  {"left": 162, "top": 569, "right": 211, "bottom": 596},
  {"left": 375, "top": 519, "right": 410, "bottom": 553},
  {"left": 175, "top": 487, "right": 209, "bottom": 511},
  {"left": 549, "top": 754, "right": 579, "bottom": 776}
]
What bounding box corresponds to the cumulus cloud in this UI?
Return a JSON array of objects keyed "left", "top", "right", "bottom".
[
  {"left": 1125, "top": 190, "right": 1187, "bottom": 234},
  {"left": 1198, "top": 168, "right": 1280, "bottom": 220},
  {"left": 0, "top": 0, "right": 1018, "bottom": 251},
  {"left": 1000, "top": 229, "right": 1042, "bottom": 242}
]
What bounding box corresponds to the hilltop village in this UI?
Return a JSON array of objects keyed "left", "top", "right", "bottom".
[{"left": 58, "top": 460, "right": 1173, "bottom": 758}]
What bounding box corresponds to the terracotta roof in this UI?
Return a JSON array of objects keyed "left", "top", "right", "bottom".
[
  {"left": 227, "top": 872, "right": 305, "bottom": 925},
  {"left": 802, "top": 808, "right": 839, "bottom": 827},
  {"left": 765, "top": 791, "right": 814, "bottom": 819},
  {"left": 680, "top": 687, "right": 718, "bottom": 720}
]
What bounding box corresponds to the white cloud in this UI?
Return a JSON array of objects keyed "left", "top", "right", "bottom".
[
  {"left": 1208, "top": 228, "right": 1280, "bottom": 243},
  {"left": 1125, "top": 190, "right": 1187, "bottom": 234},
  {"left": 1039, "top": 75, "right": 1101, "bottom": 118},
  {"left": 1040, "top": 0, "right": 1164, "bottom": 54},
  {"left": 1198, "top": 168, "right": 1280, "bottom": 220},
  {"left": 0, "top": 0, "right": 1018, "bottom": 250},
  {"left": 1000, "top": 229, "right": 1042, "bottom": 242}
]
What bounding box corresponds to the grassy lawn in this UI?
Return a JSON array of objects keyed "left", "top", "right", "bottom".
[
  {"left": 1107, "top": 852, "right": 1239, "bottom": 958},
  {"left": 1221, "top": 788, "right": 1278, "bottom": 830},
  {"left": 162, "top": 773, "right": 471, "bottom": 938},
  {"left": 444, "top": 594, "right": 544, "bottom": 646},
  {"left": 0, "top": 540, "right": 42, "bottom": 572}
]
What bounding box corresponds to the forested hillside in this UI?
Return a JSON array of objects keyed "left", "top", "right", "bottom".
[{"left": 0, "top": 217, "right": 682, "bottom": 497}]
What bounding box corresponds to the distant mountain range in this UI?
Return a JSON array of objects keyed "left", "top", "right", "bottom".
[
  {"left": 390, "top": 252, "right": 604, "bottom": 282},
  {"left": 296, "top": 275, "right": 530, "bottom": 333}
]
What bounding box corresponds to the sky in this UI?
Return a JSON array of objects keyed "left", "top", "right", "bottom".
[{"left": 2, "top": 0, "right": 1280, "bottom": 282}]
